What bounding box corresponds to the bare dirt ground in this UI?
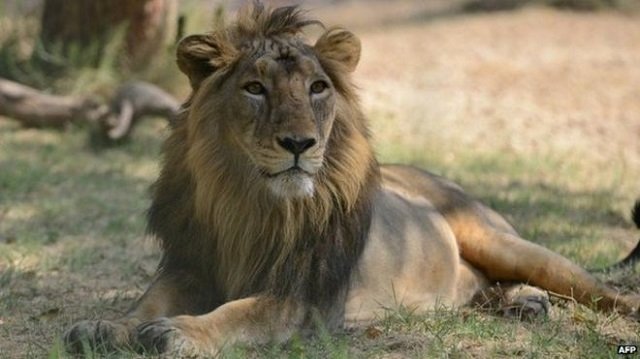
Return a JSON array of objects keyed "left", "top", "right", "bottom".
[{"left": 344, "top": 5, "right": 640, "bottom": 168}]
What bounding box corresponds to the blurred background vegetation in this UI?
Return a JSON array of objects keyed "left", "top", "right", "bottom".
[
  {"left": 1, "top": 0, "right": 638, "bottom": 97},
  {"left": 1, "top": 0, "right": 183, "bottom": 96}
]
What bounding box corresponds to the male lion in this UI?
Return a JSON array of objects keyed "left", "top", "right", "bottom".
[{"left": 64, "top": 3, "right": 640, "bottom": 356}]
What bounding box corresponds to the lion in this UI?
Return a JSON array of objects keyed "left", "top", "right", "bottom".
[{"left": 64, "top": 3, "right": 640, "bottom": 356}]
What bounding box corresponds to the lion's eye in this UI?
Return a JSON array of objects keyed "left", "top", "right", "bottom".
[
  {"left": 310, "top": 80, "right": 328, "bottom": 95},
  {"left": 244, "top": 82, "right": 266, "bottom": 95}
]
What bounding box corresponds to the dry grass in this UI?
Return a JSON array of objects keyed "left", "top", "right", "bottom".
[{"left": 1, "top": 3, "right": 640, "bottom": 358}]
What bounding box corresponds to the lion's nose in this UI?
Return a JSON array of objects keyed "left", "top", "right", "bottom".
[{"left": 277, "top": 136, "right": 317, "bottom": 155}]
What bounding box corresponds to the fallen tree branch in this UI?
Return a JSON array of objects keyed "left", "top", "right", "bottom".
[
  {"left": 100, "top": 81, "right": 180, "bottom": 140},
  {"left": 0, "top": 78, "right": 107, "bottom": 127},
  {"left": 0, "top": 78, "right": 180, "bottom": 144}
]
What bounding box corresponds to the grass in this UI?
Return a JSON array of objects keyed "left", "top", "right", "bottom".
[
  {"left": 0, "top": 120, "right": 163, "bottom": 358},
  {"left": 2, "top": 116, "right": 637, "bottom": 358},
  {"left": 2, "top": 3, "right": 640, "bottom": 359}
]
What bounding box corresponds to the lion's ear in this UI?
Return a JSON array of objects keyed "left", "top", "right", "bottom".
[
  {"left": 176, "top": 34, "right": 235, "bottom": 89},
  {"left": 314, "top": 28, "right": 361, "bottom": 72}
]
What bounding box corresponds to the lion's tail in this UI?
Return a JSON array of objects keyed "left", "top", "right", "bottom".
[{"left": 592, "top": 200, "right": 640, "bottom": 273}]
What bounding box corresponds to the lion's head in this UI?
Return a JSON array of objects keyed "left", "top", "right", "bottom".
[
  {"left": 177, "top": 4, "right": 367, "bottom": 200},
  {"left": 149, "top": 3, "right": 378, "bottom": 305}
]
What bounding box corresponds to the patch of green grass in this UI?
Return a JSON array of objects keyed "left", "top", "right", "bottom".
[
  {"left": 226, "top": 333, "right": 351, "bottom": 359},
  {"left": 0, "top": 119, "right": 164, "bottom": 357}
]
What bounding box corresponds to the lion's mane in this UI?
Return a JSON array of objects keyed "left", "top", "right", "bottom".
[{"left": 147, "top": 4, "right": 380, "bottom": 318}]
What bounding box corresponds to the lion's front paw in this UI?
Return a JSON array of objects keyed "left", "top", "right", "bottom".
[
  {"left": 63, "top": 319, "right": 132, "bottom": 354},
  {"left": 136, "top": 317, "right": 208, "bottom": 357}
]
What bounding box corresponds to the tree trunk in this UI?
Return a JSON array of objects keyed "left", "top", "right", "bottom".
[{"left": 40, "top": 0, "right": 177, "bottom": 69}]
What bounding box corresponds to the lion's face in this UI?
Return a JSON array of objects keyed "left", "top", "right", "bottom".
[
  {"left": 177, "top": 26, "right": 361, "bottom": 199},
  {"left": 225, "top": 42, "right": 336, "bottom": 198}
]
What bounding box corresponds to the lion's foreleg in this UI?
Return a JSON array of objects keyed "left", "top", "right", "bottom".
[
  {"left": 63, "top": 270, "right": 208, "bottom": 354},
  {"left": 135, "top": 296, "right": 306, "bottom": 356}
]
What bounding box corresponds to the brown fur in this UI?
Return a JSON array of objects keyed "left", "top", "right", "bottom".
[
  {"left": 148, "top": 4, "right": 378, "bottom": 310},
  {"left": 63, "top": 3, "right": 640, "bottom": 357}
]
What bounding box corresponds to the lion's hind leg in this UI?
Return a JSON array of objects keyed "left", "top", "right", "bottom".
[{"left": 458, "top": 229, "right": 640, "bottom": 316}]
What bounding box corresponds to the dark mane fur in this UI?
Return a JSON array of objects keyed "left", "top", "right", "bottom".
[
  {"left": 147, "top": 3, "right": 379, "bottom": 325},
  {"left": 234, "top": 2, "right": 321, "bottom": 40}
]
